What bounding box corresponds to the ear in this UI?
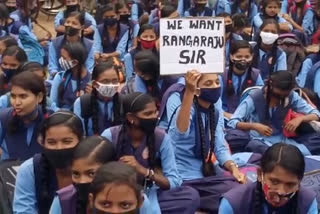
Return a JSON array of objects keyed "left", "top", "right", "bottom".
[
  {"left": 257, "top": 167, "right": 262, "bottom": 182},
  {"left": 72, "top": 59, "right": 79, "bottom": 67},
  {"left": 126, "top": 112, "right": 137, "bottom": 125},
  {"left": 92, "top": 80, "right": 99, "bottom": 89},
  {"left": 37, "top": 92, "right": 44, "bottom": 104}
]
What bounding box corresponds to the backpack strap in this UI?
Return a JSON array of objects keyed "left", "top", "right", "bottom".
[
  {"left": 0, "top": 108, "right": 12, "bottom": 148},
  {"left": 33, "top": 153, "right": 42, "bottom": 210},
  {"left": 80, "top": 94, "right": 92, "bottom": 136},
  {"left": 52, "top": 36, "right": 65, "bottom": 60},
  {"left": 10, "top": 21, "right": 24, "bottom": 35},
  {"left": 305, "top": 61, "right": 320, "bottom": 90}
]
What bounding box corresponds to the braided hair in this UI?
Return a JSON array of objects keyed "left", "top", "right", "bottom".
[
  {"left": 253, "top": 143, "right": 304, "bottom": 214},
  {"left": 72, "top": 136, "right": 116, "bottom": 214},
  {"left": 8, "top": 72, "right": 47, "bottom": 134},
  {"left": 227, "top": 40, "right": 254, "bottom": 97},
  {"left": 194, "top": 97, "right": 216, "bottom": 177},
  {"left": 90, "top": 60, "right": 121, "bottom": 135},
  {"left": 37, "top": 111, "right": 84, "bottom": 213},
  {"left": 57, "top": 42, "right": 88, "bottom": 108},
  {"left": 118, "top": 93, "right": 157, "bottom": 183}
]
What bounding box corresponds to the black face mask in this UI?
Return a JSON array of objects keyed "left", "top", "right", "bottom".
[
  {"left": 225, "top": 24, "right": 232, "bottom": 33},
  {"left": 199, "top": 87, "right": 221, "bottom": 104},
  {"left": 65, "top": 26, "right": 80, "bottom": 36},
  {"left": 66, "top": 5, "right": 79, "bottom": 13},
  {"left": 43, "top": 147, "right": 76, "bottom": 169},
  {"left": 74, "top": 182, "right": 91, "bottom": 203},
  {"left": 1, "top": 67, "right": 17, "bottom": 81},
  {"left": 241, "top": 33, "right": 252, "bottom": 41},
  {"left": 232, "top": 59, "right": 251, "bottom": 71},
  {"left": 295, "top": 0, "right": 306, "bottom": 7},
  {"left": 7, "top": 7, "right": 16, "bottom": 14},
  {"left": 136, "top": 117, "right": 158, "bottom": 133},
  {"left": 93, "top": 207, "right": 140, "bottom": 214},
  {"left": 119, "top": 14, "right": 130, "bottom": 25}
]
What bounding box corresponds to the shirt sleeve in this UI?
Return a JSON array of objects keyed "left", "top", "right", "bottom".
[
  {"left": 184, "top": 10, "right": 191, "bottom": 17},
  {"left": 228, "top": 96, "right": 255, "bottom": 128},
  {"left": 281, "top": 0, "right": 288, "bottom": 13},
  {"left": 215, "top": 108, "right": 232, "bottom": 166},
  {"left": 49, "top": 196, "right": 62, "bottom": 214},
  {"left": 178, "top": 0, "right": 184, "bottom": 17},
  {"left": 253, "top": 14, "right": 263, "bottom": 30},
  {"left": 276, "top": 51, "right": 287, "bottom": 71},
  {"left": 314, "top": 70, "right": 320, "bottom": 99},
  {"left": 302, "top": 10, "right": 315, "bottom": 36},
  {"left": 131, "top": 3, "right": 139, "bottom": 22},
  {"left": 85, "top": 43, "right": 95, "bottom": 73},
  {"left": 48, "top": 41, "right": 59, "bottom": 75},
  {"left": 73, "top": 97, "right": 85, "bottom": 131},
  {"left": 13, "top": 158, "right": 37, "bottom": 214},
  {"left": 290, "top": 91, "right": 320, "bottom": 117},
  {"left": 159, "top": 134, "right": 182, "bottom": 188},
  {"left": 307, "top": 198, "right": 318, "bottom": 214},
  {"left": 93, "top": 26, "right": 103, "bottom": 54},
  {"left": 255, "top": 74, "right": 264, "bottom": 86},
  {"left": 218, "top": 198, "right": 235, "bottom": 214},
  {"left": 101, "top": 128, "right": 112, "bottom": 142},
  {"left": 54, "top": 11, "right": 64, "bottom": 28},
  {"left": 116, "top": 30, "right": 129, "bottom": 59},
  {"left": 0, "top": 93, "right": 9, "bottom": 109},
  {"left": 85, "top": 12, "right": 97, "bottom": 27},
  {"left": 50, "top": 72, "right": 63, "bottom": 107},
  {"left": 296, "top": 58, "right": 312, "bottom": 88},
  {"left": 124, "top": 53, "right": 134, "bottom": 81}
]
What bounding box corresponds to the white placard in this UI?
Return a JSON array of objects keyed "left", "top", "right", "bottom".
[{"left": 160, "top": 18, "right": 225, "bottom": 75}]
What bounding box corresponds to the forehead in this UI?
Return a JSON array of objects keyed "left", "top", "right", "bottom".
[
  {"left": 265, "top": 165, "right": 300, "bottom": 183},
  {"left": 96, "top": 183, "right": 137, "bottom": 201},
  {"left": 198, "top": 73, "right": 218, "bottom": 84}
]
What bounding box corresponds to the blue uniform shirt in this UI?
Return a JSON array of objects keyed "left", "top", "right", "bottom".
[
  {"left": 253, "top": 13, "right": 293, "bottom": 31},
  {"left": 184, "top": 0, "right": 231, "bottom": 17},
  {"left": 296, "top": 58, "right": 313, "bottom": 88},
  {"left": 228, "top": 91, "right": 320, "bottom": 155}
]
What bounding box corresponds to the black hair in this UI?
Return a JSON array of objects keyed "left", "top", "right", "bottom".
[
  {"left": 90, "top": 60, "right": 121, "bottom": 135},
  {"left": 2, "top": 45, "right": 28, "bottom": 64},
  {"left": 226, "top": 40, "right": 254, "bottom": 97},
  {"left": 194, "top": 97, "right": 216, "bottom": 177},
  {"left": 57, "top": 42, "right": 88, "bottom": 108},
  {"left": 0, "top": 3, "right": 9, "bottom": 21},
  {"left": 118, "top": 93, "right": 157, "bottom": 184},
  {"left": 231, "top": 0, "right": 252, "bottom": 19},
  {"left": 134, "top": 50, "right": 160, "bottom": 98},
  {"left": 101, "top": 3, "right": 122, "bottom": 51},
  {"left": 0, "top": 36, "right": 18, "bottom": 52},
  {"left": 261, "top": 0, "right": 281, "bottom": 18},
  {"left": 232, "top": 13, "right": 250, "bottom": 33},
  {"left": 161, "top": 4, "right": 176, "bottom": 17},
  {"left": 19, "top": 61, "right": 45, "bottom": 75},
  {"left": 216, "top": 12, "right": 231, "bottom": 18},
  {"left": 63, "top": 0, "right": 81, "bottom": 18},
  {"left": 73, "top": 136, "right": 116, "bottom": 214},
  {"left": 8, "top": 71, "right": 47, "bottom": 134},
  {"left": 253, "top": 143, "right": 305, "bottom": 214},
  {"left": 37, "top": 111, "right": 84, "bottom": 214},
  {"left": 115, "top": 0, "right": 129, "bottom": 13},
  {"left": 90, "top": 162, "right": 142, "bottom": 204}
]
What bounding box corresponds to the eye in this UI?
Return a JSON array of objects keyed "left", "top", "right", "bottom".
[
  {"left": 88, "top": 171, "right": 95, "bottom": 178},
  {"left": 101, "top": 202, "right": 111, "bottom": 208},
  {"left": 72, "top": 171, "right": 80, "bottom": 178},
  {"left": 46, "top": 140, "right": 56, "bottom": 146},
  {"left": 120, "top": 202, "right": 133, "bottom": 209},
  {"left": 270, "top": 179, "right": 280, "bottom": 185}
]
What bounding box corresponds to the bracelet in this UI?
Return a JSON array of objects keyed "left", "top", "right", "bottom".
[{"left": 229, "top": 162, "right": 239, "bottom": 169}]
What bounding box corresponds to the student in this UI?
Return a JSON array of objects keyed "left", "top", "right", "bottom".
[
  {"left": 102, "top": 92, "right": 200, "bottom": 214},
  {"left": 50, "top": 136, "right": 116, "bottom": 214},
  {"left": 50, "top": 42, "right": 91, "bottom": 110},
  {"left": 74, "top": 61, "right": 122, "bottom": 136},
  {"left": 0, "top": 36, "right": 18, "bottom": 62},
  {"left": 165, "top": 70, "right": 245, "bottom": 213},
  {"left": 252, "top": 19, "right": 287, "bottom": 80},
  {"left": 9, "top": 0, "right": 36, "bottom": 30},
  {"left": 152, "top": 3, "right": 180, "bottom": 35},
  {"left": 228, "top": 71, "right": 320, "bottom": 156},
  {"left": 123, "top": 50, "right": 178, "bottom": 103},
  {"left": 123, "top": 24, "right": 157, "bottom": 81},
  {"left": 253, "top": 0, "right": 292, "bottom": 33},
  {"left": 48, "top": 11, "right": 95, "bottom": 76},
  {"left": 54, "top": 0, "right": 96, "bottom": 39},
  {"left": 184, "top": 0, "right": 215, "bottom": 17},
  {"left": 0, "top": 45, "right": 27, "bottom": 95},
  {"left": 88, "top": 162, "right": 145, "bottom": 213},
  {"left": 5, "top": 0, "right": 16, "bottom": 14},
  {"left": 221, "top": 40, "right": 264, "bottom": 118},
  {"left": 95, "top": 3, "right": 130, "bottom": 61},
  {"left": 219, "top": 143, "right": 318, "bottom": 213},
  {"left": 231, "top": 0, "right": 258, "bottom": 24},
  {"left": 0, "top": 71, "right": 48, "bottom": 160},
  {"left": 13, "top": 111, "right": 84, "bottom": 214},
  {"left": 232, "top": 13, "right": 253, "bottom": 41},
  {"left": 310, "top": 3, "right": 320, "bottom": 44}
]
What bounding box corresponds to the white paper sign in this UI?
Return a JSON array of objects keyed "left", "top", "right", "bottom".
[{"left": 160, "top": 18, "right": 225, "bottom": 75}]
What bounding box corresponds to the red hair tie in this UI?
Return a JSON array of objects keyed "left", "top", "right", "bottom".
[
  {"left": 228, "top": 80, "right": 232, "bottom": 84},
  {"left": 247, "top": 80, "right": 252, "bottom": 84},
  {"left": 12, "top": 110, "right": 17, "bottom": 116},
  {"left": 44, "top": 113, "right": 49, "bottom": 119}
]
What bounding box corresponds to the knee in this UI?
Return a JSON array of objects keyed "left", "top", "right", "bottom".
[{"left": 184, "top": 186, "right": 201, "bottom": 207}]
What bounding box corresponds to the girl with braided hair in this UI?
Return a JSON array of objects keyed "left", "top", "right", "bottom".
[
  {"left": 219, "top": 143, "right": 318, "bottom": 213},
  {"left": 13, "top": 111, "right": 84, "bottom": 214},
  {"left": 228, "top": 71, "right": 320, "bottom": 155},
  {"left": 101, "top": 92, "right": 200, "bottom": 214},
  {"left": 165, "top": 70, "right": 246, "bottom": 213},
  {"left": 73, "top": 59, "right": 122, "bottom": 136},
  {"left": 49, "top": 136, "right": 116, "bottom": 214},
  {"left": 0, "top": 71, "right": 49, "bottom": 160}
]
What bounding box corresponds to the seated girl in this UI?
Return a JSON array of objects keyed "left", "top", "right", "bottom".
[
  {"left": 231, "top": 0, "right": 258, "bottom": 24},
  {"left": 228, "top": 71, "right": 320, "bottom": 156},
  {"left": 184, "top": 0, "right": 231, "bottom": 17},
  {"left": 219, "top": 143, "right": 318, "bottom": 213}
]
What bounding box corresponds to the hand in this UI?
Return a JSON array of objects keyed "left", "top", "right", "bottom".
[
  {"left": 284, "top": 117, "right": 303, "bottom": 133},
  {"left": 253, "top": 123, "right": 273, "bottom": 136},
  {"left": 83, "top": 27, "right": 94, "bottom": 36},
  {"left": 100, "top": 53, "right": 111, "bottom": 61},
  {"left": 281, "top": 14, "right": 293, "bottom": 23},
  {"left": 232, "top": 168, "right": 247, "bottom": 184},
  {"left": 85, "top": 82, "right": 93, "bottom": 94},
  {"left": 120, "top": 156, "right": 147, "bottom": 175},
  {"left": 185, "top": 70, "right": 201, "bottom": 95}
]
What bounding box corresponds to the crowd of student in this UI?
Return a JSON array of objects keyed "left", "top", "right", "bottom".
[{"left": 0, "top": 0, "right": 320, "bottom": 213}]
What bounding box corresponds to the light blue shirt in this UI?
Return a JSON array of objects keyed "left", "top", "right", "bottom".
[
  {"left": 300, "top": 9, "right": 315, "bottom": 36},
  {"left": 313, "top": 67, "right": 320, "bottom": 99},
  {"left": 101, "top": 127, "right": 182, "bottom": 214},
  {"left": 296, "top": 58, "right": 313, "bottom": 88},
  {"left": 232, "top": 3, "right": 258, "bottom": 24},
  {"left": 228, "top": 90, "right": 320, "bottom": 155},
  {"left": 258, "top": 48, "right": 287, "bottom": 77},
  {"left": 253, "top": 13, "right": 293, "bottom": 31},
  {"left": 13, "top": 158, "right": 37, "bottom": 214},
  {"left": 73, "top": 96, "right": 114, "bottom": 136},
  {"left": 124, "top": 52, "right": 135, "bottom": 81},
  {"left": 10, "top": 10, "right": 33, "bottom": 30},
  {"left": 131, "top": 3, "right": 139, "bottom": 22},
  {"left": 166, "top": 88, "right": 232, "bottom": 180},
  {"left": 54, "top": 11, "right": 97, "bottom": 29},
  {"left": 219, "top": 196, "right": 318, "bottom": 214}
]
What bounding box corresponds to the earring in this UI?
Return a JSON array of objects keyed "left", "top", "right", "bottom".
[{"left": 131, "top": 120, "right": 134, "bottom": 124}]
